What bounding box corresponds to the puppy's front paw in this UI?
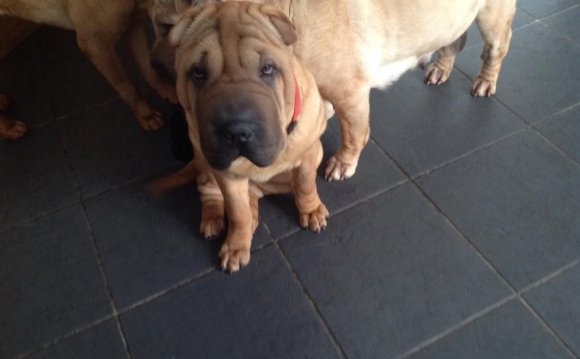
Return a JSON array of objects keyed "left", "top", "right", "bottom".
[
  {"left": 299, "top": 203, "right": 329, "bottom": 233},
  {"left": 219, "top": 243, "right": 250, "bottom": 273},
  {"left": 471, "top": 76, "right": 496, "bottom": 97},
  {"left": 325, "top": 156, "right": 357, "bottom": 182}
]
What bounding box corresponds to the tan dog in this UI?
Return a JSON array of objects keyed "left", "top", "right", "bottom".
[
  {"left": 161, "top": 2, "right": 329, "bottom": 272},
  {"left": 158, "top": 0, "right": 516, "bottom": 181},
  {"left": 0, "top": 0, "right": 179, "bottom": 139}
]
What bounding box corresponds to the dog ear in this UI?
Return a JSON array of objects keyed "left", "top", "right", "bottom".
[{"left": 260, "top": 5, "right": 297, "bottom": 46}]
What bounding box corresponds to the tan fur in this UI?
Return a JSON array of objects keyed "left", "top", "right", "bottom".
[
  {"left": 0, "top": 0, "right": 178, "bottom": 136},
  {"left": 157, "top": 3, "right": 329, "bottom": 272},
  {"left": 164, "top": 0, "right": 515, "bottom": 180}
]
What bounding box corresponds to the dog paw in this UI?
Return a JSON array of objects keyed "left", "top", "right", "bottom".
[
  {"left": 324, "top": 156, "right": 358, "bottom": 182},
  {"left": 136, "top": 103, "right": 165, "bottom": 131},
  {"left": 200, "top": 214, "right": 225, "bottom": 240},
  {"left": 299, "top": 203, "right": 329, "bottom": 233},
  {"left": 219, "top": 243, "right": 250, "bottom": 273},
  {"left": 471, "top": 76, "right": 496, "bottom": 97},
  {"left": 424, "top": 64, "right": 451, "bottom": 85},
  {"left": 0, "top": 118, "right": 28, "bottom": 140},
  {"left": 0, "top": 95, "right": 13, "bottom": 111}
]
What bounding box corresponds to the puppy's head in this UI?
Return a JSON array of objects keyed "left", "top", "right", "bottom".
[{"left": 171, "top": 2, "right": 298, "bottom": 171}]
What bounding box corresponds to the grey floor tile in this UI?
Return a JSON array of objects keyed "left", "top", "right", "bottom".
[
  {"left": 456, "top": 22, "right": 580, "bottom": 123},
  {"left": 28, "top": 320, "right": 127, "bottom": 359},
  {"left": 261, "top": 119, "right": 405, "bottom": 239},
  {"left": 59, "top": 100, "right": 177, "bottom": 198},
  {"left": 84, "top": 179, "right": 271, "bottom": 308},
  {"left": 417, "top": 130, "right": 580, "bottom": 289},
  {"left": 280, "top": 184, "right": 511, "bottom": 358},
  {"left": 0, "top": 124, "right": 78, "bottom": 232},
  {"left": 408, "top": 300, "right": 574, "bottom": 359},
  {"left": 120, "top": 245, "right": 340, "bottom": 359},
  {"left": 525, "top": 264, "right": 580, "bottom": 354},
  {"left": 370, "top": 70, "right": 524, "bottom": 176},
  {"left": 535, "top": 104, "right": 580, "bottom": 163},
  {"left": 0, "top": 206, "right": 112, "bottom": 358},
  {"left": 518, "top": 0, "right": 580, "bottom": 18},
  {"left": 542, "top": 5, "right": 580, "bottom": 46}
]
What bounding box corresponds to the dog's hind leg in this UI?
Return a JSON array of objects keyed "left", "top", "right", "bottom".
[
  {"left": 424, "top": 32, "right": 467, "bottom": 86},
  {"left": 472, "top": 0, "right": 516, "bottom": 97},
  {"left": 125, "top": 11, "right": 178, "bottom": 104},
  {"left": 74, "top": 17, "right": 165, "bottom": 130}
]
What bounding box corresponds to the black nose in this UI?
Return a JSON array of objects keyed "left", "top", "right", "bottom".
[
  {"left": 218, "top": 121, "right": 258, "bottom": 145},
  {"left": 214, "top": 103, "right": 261, "bottom": 146}
]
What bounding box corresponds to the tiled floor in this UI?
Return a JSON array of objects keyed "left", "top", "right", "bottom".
[{"left": 2, "top": 1, "right": 580, "bottom": 358}]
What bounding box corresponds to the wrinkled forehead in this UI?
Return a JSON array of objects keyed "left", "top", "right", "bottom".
[{"left": 176, "top": 4, "right": 287, "bottom": 72}]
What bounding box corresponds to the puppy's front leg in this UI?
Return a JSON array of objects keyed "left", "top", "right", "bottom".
[
  {"left": 292, "top": 141, "right": 329, "bottom": 232},
  {"left": 215, "top": 174, "right": 253, "bottom": 272}
]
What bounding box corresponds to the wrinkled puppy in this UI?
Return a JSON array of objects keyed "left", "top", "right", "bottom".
[
  {"left": 169, "top": 2, "right": 329, "bottom": 272},
  {"left": 0, "top": 0, "right": 178, "bottom": 134}
]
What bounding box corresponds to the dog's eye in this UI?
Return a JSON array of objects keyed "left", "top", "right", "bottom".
[
  {"left": 190, "top": 65, "right": 208, "bottom": 82},
  {"left": 260, "top": 64, "right": 277, "bottom": 77}
]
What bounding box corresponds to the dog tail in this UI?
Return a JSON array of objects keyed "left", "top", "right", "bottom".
[{"left": 146, "top": 161, "right": 198, "bottom": 197}]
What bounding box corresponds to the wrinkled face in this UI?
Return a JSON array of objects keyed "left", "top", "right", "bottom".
[{"left": 171, "top": 2, "right": 297, "bottom": 170}]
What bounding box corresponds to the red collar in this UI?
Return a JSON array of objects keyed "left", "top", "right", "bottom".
[{"left": 287, "top": 76, "right": 301, "bottom": 134}]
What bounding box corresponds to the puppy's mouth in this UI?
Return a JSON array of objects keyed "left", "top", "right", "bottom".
[{"left": 202, "top": 139, "right": 283, "bottom": 170}]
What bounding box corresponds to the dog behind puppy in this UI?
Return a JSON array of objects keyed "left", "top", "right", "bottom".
[{"left": 0, "top": 0, "right": 179, "bottom": 139}]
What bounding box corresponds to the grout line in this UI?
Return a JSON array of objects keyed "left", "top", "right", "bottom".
[
  {"left": 519, "top": 259, "right": 580, "bottom": 295},
  {"left": 536, "top": 3, "right": 580, "bottom": 21},
  {"left": 519, "top": 297, "right": 580, "bottom": 358},
  {"left": 533, "top": 102, "right": 580, "bottom": 127},
  {"left": 409, "top": 128, "right": 526, "bottom": 181},
  {"left": 0, "top": 200, "right": 80, "bottom": 235},
  {"left": 531, "top": 127, "right": 580, "bottom": 171},
  {"left": 397, "top": 258, "right": 580, "bottom": 358},
  {"left": 396, "top": 294, "right": 518, "bottom": 359},
  {"left": 116, "top": 268, "right": 216, "bottom": 315},
  {"left": 410, "top": 180, "right": 517, "bottom": 290},
  {"left": 273, "top": 178, "right": 409, "bottom": 243},
  {"left": 79, "top": 199, "right": 133, "bottom": 358},
  {"left": 14, "top": 243, "right": 277, "bottom": 358},
  {"left": 274, "top": 242, "right": 348, "bottom": 359},
  {"left": 58, "top": 119, "right": 134, "bottom": 358},
  {"left": 14, "top": 314, "right": 116, "bottom": 359}
]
